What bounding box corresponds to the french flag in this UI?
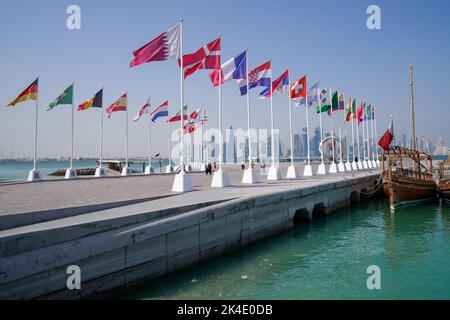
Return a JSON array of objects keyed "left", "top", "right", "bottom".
[
  {"left": 260, "top": 69, "right": 289, "bottom": 98},
  {"left": 151, "top": 100, "right": 169, "bottom": 122},
  {"left": 209, "top": 51, "right": 246, "bottom": 87},
  {"left": 238, "top": 60, "right": 271, "bottom": 96}
]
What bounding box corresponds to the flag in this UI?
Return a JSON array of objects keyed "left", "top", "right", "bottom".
[
  {"left": 345, "top": 97, "right": 354, "bottom": 122},
  {"left": 106, "top": 93, "right": 127, "bottom": 118},
  {"left": 167, "top": 105, "right": 188, "bottom": 122},
  {"left": 327, "top": 91, "right": 339, "bottom": 116},
  {"left": 295, "top": 82, "right": 319, "bottom": 107},
  {"left": 338, "top": 93, "right": 345, "bottom": 110},
  {"left": 316, "top": 87, "right": 331, "bottom": 113},
  {"left": 184, "top": 123, "right": 197, "bottom": 134},
  {"left": 237, "top": 60, "right": 271, "bottom": 96},
  {"left": 260, "top": 70, "right": 289, "bottom": 98},
  {"left": 7, "top": 78, "right": 38, "bottom": 107},
  {"left": 378, "top": 118, "right": 394, "bottom": 150},
  {"left": 365, "top": 104, "right": 373, "bottom": 120},
  {"left": 130, "top": 23, "right": 180, "bottom": 67},
  {"left": 356, "top": 101, "right": 364, "bottom": 124},
  {"left": 150, "top": 100, "right": 169, "bottom": 122},
  {"left": 189, "top": 107, "right": 202, "bottom": 121},
  {"left": 209, "top": 50, "right": 246, "bottom": 87},
  {"left": 289, "top": 75, "right": 307, "bottom": 100},
  {"left": 181, "top": 37, "right": 221, "bottom": 78},
  {"left": 78, "top": 89, "right": 103, "bottom": 111},
  {"left": 47, "top": 84, "right": 73, "bottom": 111},
  {"left": 133, "top": 98, "right": 151, "bottom": 121}
]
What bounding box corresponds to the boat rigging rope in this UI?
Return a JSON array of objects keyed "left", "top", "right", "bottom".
[{"left": 360, "top": 174, "right": 383, "bottom": 196}]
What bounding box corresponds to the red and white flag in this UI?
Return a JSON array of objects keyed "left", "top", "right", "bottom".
[
  {"left": 130, "top": 23, "right": 180, "bottom": 68},
  {"left": 290, "top": 75, "right": 306, "bottom": 99},
  {"left": 133, "top": 98, "right": 150, "bottom": 121},
  {"left": 378, "top": 117, "right": 394, "bottom": 150},
  {"left": 189, "top": 108, "right": 202, "bottom": 121},
  {"left": 180, "top": 37, "right": 221, "bottom": 78}
]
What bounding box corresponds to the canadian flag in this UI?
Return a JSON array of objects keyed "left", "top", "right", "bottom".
[
  {"left": 180, "top": 37, "right": 221, "bottom": 78},
  {"left": 378, "top": 117, "right": 394, "bottom": 150},
  {"left": 290, "top": 76, "right": 306, "bottom": 99}
]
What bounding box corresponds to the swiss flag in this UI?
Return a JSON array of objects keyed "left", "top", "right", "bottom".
[
  {"left": 378, "top": 118, "right": 394, "bottom": 150},
  {"left": 180, "top": 37, "right": 221, "bottom": 78},
  {"left": 290, "top": 76, "right": 306, "bottom": 99}
]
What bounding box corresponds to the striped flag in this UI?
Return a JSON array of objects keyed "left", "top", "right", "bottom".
[
  {"left": 133, "top": 98, "right": 151, "bottom": 121},
  {"left": 150, "top": 100, "right": 169, "bottom": 122},
  {"left": 7, "top": 78, "right": 38, "bottom": 107},
  {"left": 78, "top": 89, "right": 103, "bottom": 111},
  {"left": 106, "top": 93, "right": 127, "bottom": 118}
]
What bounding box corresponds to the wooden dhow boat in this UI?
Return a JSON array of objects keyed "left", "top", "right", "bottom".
[
  {"left": 438, "top": 158, "right": 450, "bottom": 201},
  {"left": 381, "top": 146, "right": 437, "bottom": 209}
]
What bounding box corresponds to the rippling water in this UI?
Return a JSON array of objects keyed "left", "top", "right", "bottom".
[{"left": 122, "top": 199, "right": 450, "bottom": 300}]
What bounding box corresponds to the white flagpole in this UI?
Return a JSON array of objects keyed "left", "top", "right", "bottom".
[
  {"left": 329, "top": 88, "right": 335, "bottom": 164},
  {"left": 362, "top": 108, "right": 367, "bottom": 164},
  {"left": 70, "top": 83, "right": 74, "bottom": 169},
  {"left": 288, "top": 72, "right": 294, "bottom": 166},
  {"left": 219, "top": 50, "right": 223, "bottom": 170},
  {"left": 125, "top": 96, "right": 129, "bottom": 167},
  {"left": 306, "top": 94, "right": 311, "bottom": 165},
  {"left": 267, "top": 60, "right": 280, "bottom": 180},
  {"left": 147, "top": 96, "right": 152, "bottom": 173},
  {"left": 366, "top": 106, "right": 371, "bottom": 165},
  {"left": 356, "top": 112, "right": 361, "bottom": 164},
  {"left": 100, "top": 98, "right": 104, "bottom": 168},
  {"left": 168, "top": 119, "right": 171, "bottom": 167},
  {"left": 28, "top": 77, "right": 41, "bottom": 181},
  {"left": 319, "top": 89, "right": 324, "bottom": 165},
  {"left": 374, "top": 106, "right": 380, "bottom": 165}
]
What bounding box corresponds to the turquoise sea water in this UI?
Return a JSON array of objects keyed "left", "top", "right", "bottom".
[
  {"left": 0, "top": 159, "right": 169, "bottom": 181},
  {"left": 123, "top": 200, "right": 450, "bottom": 300}
]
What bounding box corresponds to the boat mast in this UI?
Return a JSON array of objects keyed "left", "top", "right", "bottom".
[{"left": 409, "top": 64, "right": 416, "bottom": 151}]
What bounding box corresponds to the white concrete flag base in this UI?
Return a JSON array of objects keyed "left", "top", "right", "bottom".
[
  {"left": 362, "top": 160, "right": 369, "bottom": 169},
  {"left": 351, "top": 161, "right": 358, "bottom": 171},
  {"left": 367, "top": 160, "right": 373, "bottom": 169},
  {"left": 27, "top": 169, "right": 41, "bottom": 182},
  {"left": 286, "top": 165, "right": 297, "bottom": 179},
  {"left": 376, "top": 160, "right": 381, "bottom": 167},
  {"left": 372, "top": 160, "right": 377, "bottom": 168},
  {"left": 165, "top": 165, "right": 174, "bottom": 173},
  {"left": 329, "top": 162, "right": 338, "bottom": 173},
  {"left": 172, "top": 171, "right": 192, "bottom": 192},
  {"left": 303, "top": 164, "right": 314, "bottom": 177},
  {"left": 211, "top": 168, "right": 230, "bottom": 187},
  {"left": 144, "top": 165, "right": 154, "bottom": 175},
  {"left": 186, "top": 164, "right": 192, "bottom": 172},
  {"left": 267, "top": 165, "right": 282, "bottom": 181},
  {"left": 121, "top": 166, "right": 132, "bottom": 176},
  {"left": 64, "top": 168, "right": 77, "bottom": 180},
  {"left": 94, "top": 166, "right": 107, "bottom": 177},
  {"left": 345, "top": 161, "right": 352, "bottom": 171},
  {"left": 357, "top": 161, "right": 364, "bottom": 170},
  {"left": 199, "top": 163, "right": 206, "bottom": 172},
  {"left": 317, "top": 163, "right": 327, "bottom": 175},
  {"left": 242, "top": 168, "right": 258, "bottom": 184},
  {"left": 338, "top": 162, "right": 346, "bottom": 172}
]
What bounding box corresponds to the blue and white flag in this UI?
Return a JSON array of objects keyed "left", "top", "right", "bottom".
[
  {"left": 295, "top": 82, "right": 320, "bottom": 107},
  {"left": 209, "top": 50, "right": 246, "bottom": 87},
  {"left": 150, "top": 100, "right": 169, "bottom": 122},
  {"left": 237, "top": 60, "right": 271, "bottom": 96}
]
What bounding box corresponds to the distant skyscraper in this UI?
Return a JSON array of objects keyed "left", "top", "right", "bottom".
[{"left": 293, "top": 134, "right": 300, "bottom": 158}]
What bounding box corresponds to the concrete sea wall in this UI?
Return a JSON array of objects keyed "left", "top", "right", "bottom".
[{"left": 0, "top": 173, "right": 378, "bottom": 299}]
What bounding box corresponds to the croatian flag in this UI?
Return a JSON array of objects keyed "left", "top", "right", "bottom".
[
  {"left": 237, "top": 60, "right": 271, "bottom": 96},
  {"left": 130, "top": 23, "right": 180, "bottom": 67},
  {"left": 209, "top": 51, "right": 246, "bottom": 87},
  {"left": 150, "top": 100, "right": 169, "bottom": 122},
  {"left": 260, "top": 70, "right": 289, "bottom": 98}
]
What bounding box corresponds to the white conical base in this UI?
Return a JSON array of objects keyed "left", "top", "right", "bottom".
[
  {"left": 172, "top": 171, "right": 192, "bottom": 192},
  {"left": 362, "top": 160, "right": 368, "bottom": 169},
  {"left": 145, "top": 165, "right": 154, "bottom": 175},
  {"left": 199, "top": 163, "right": 206, "bottom": 172},
  {"left": 121, "top": 166, "right": 132, "bottom": 176},
  {"left": 286, "top": 165, "right": 297, "bottom": 179},
  {"left": 64, "top": 167, "right": 77, "bottom": 180},
  {"left": 371, "top": 160, "right": 377, "bottom": 168},
  {"left": 185, "top": 164, "right": 192, "bottom": 172},
  {"left": 211, "top": 168, "right": 230, "bottom": 187},
  {"left": 376, "top": 160, "right": 380, "bottom": 168},
  {"left": 357, "top": 161, "right": 364, "bottom": 170},
  {"left": 367, "top": 160, "right": 373, "bottom": 169},
  {"left": 242, "top": 168, "right": 258, "bottom": 184},
  {"left": 165, "top": 165, "right": 174, "bottom": 173},
  {"left": 303, "top": 164, "right": 314, "bottom": 177},
  {"left": 267, "top": 165, "right": 282, "bottom": 181},
  {"left": 317, "top": 163, "right": 327, "bottom": 175},
  {"left": 329, "top": 162, "right": 338, "bottom": 173},
  {"left": 27, "top": 169, "right": 41, "bottom": 182},
  {"left": 345, "top": 161, "right": 352, "bottom": 171},
  {"left": 338, "top": 162, "right": 346, "bottom": 172},
  {"left": 351, "top": 161, "right": 358, "bottom": 171},
  {"left": 95, "top": 166, "right": 107, "bottom": 177}
]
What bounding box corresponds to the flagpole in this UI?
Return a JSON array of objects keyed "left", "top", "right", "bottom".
[
  {"left": 172, "top": 18, "right": 192, "bottom": 191},
  {"left": 125, "top": 94, "right": 129, "bottom": 168},
  {"left": 351, "top": 107, "right": 356, "bottom": 168},
  {"left": 356, "top": 112, "right": 361, "bottom": 166},
  {"left": 167, "top": 118, "right": 172, "bottom": 169},
  {"left": 374, "top": 107, "right": 379, "bottom": 165},
  {"left": 319, "top": 89, "right": 324, "bottom": 165},
  {"left": 242, "top": 50, "right": 257, "bottom": 184},
  {"left": 371, "top": 106, "right": 375, "bottom": 165},
  {"left": 28, "top": 77, "right": 40, "bottom": 181},
  {"left": 267, "top": 60, "right": 280, "bottom": 181},
  {"left": 148, "top": 96, "right": 152, "bottom": 173},
  {"left": 100, "top": 97, "right": 104, "bottom": 168},
  {"left": 362, "top": 108, "right": 367, "bottom": 168},
  {"left": 366, "top": 106, "right": 371, "bottom": 166},
  {"left": 288, "top": 72, "right": 293, "bottom": 165},
  {"left": 70, "top": 83, "right": 74, "bottom": 169},
  {"left": 329, "top": 88, "right": 335, "bottom": 164}
]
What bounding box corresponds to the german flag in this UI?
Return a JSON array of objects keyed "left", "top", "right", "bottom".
[
  {"left": 106, "top": 93, "right": 127, "bottom": 118},
  {"left": 7, "top": 78, "right": 39, "bottom": 107},
  {"left": 78, "top": 89, "right": 103, "bottom": 111}
]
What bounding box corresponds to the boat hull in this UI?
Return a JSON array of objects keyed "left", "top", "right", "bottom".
[{"left": 383, "top": 178, "right": 437, "bottom": 205}]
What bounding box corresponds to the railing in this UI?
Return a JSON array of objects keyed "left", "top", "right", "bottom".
[{"left": 392, "top": 168, "right": 434, "bottom": 182}]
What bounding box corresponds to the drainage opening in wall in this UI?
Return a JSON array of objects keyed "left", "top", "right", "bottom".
[
  {"left": 293, "top": 208, "right": 310, "bottom": 224},
  {"left": 312, "top": 203, "right": 327, "bottom": 218}
]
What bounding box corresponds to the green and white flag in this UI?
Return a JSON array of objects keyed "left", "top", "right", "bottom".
[{"left": 316, "top": 87, "right": 331, "bottom": 113}]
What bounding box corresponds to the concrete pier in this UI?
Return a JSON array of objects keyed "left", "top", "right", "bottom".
[{"left": 0, "top": 164, "right": 379, "bottom": 299}]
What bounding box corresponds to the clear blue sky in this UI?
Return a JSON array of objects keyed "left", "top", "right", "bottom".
[{"left": 1, "top": 0, "right": 449, "bottom": 159}]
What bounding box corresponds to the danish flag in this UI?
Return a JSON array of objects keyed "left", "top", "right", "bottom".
[{"left": 180, "top": 37, "right": 221, "bottom": 78}]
